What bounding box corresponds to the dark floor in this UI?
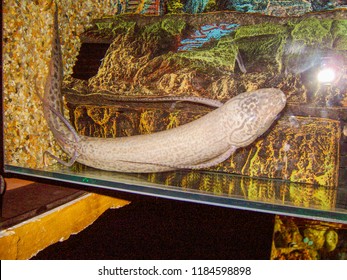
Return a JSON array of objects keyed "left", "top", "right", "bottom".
[
  {"left": 1, "top": 181, "right": 85, "bottom": 229},
  {"left": 32, "top": 196, "right": 275, "bottom": 260}
]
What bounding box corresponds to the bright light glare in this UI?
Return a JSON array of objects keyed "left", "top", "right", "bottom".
[{"left": 317, "top": 67, "right": 336, "bottom": 84}]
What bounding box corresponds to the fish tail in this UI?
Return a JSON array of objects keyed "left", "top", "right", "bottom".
[{"left": 42, "top": 1, "right": 80, "bottom": 163}]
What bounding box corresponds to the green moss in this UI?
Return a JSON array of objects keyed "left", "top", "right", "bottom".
[
  {"left": 331, "top": 20, "right": 347, "bottom": 50},
  {"left": 95, "top": 21, "right": 113, "bottom": 30},
  {"left": 237, "top": 33, "right": 287, "bottom": 72},
  {"left": 291, "top": 18, "right": 333, "bottom": 46},
  {"left": 138, "top": 19, "right": 186, "bottom": 57},
  {"left": 141, "top": 21, "right": 162, "bottom": 41},
  {"left": 94, "top": 17, "right": 136, "bottom": 36},
  {"left": 161, "top": 18, "right": 186, "bottom": 36},
  {"left": 174, "top": 36, "right": 239, "bottom": 72},
  {"left": 233, "top": 23, "right": 288, "bottom": 72},
  {"left": 234, "top": 23, "right": 288, "bottom": 40},
  {"left": 92, "top": 18, "right": 136, "bottom": 38},
  {"left": 331, "top": 20, "right": 347, "bottom": 38},
  {"left": 141, "top": 18, "right": 186, "bottom": 40},
  {"left": 167, "top": 0, "right": 184, "bottom": 14},
  {"left": 112, "top": 20, "right": 136, "bottom": 35},
  {"left": 228, "top": 22, "right": 291, "bottom": 72},
  {"left": 333, "top": 36, "right": 347, "bottom": 50},
  {"left": 204, "top": 0, "right": 217, "bottom": 12}
]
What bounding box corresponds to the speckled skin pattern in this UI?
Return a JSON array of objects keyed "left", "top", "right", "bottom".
[
  {"left": 43, "top": 4, "right": 287, "bottom": 173},
  {"left": 43, "top": 3, "right": 79, "bottom": 147}
]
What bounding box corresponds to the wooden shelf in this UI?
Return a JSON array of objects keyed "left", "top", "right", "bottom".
[{"left": 0, "top": 180, "right": 130, "bottom": 259}]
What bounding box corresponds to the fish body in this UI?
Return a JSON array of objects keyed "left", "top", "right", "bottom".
[{"left": 72, "top": 88, "right": 286, "bottom": 172}]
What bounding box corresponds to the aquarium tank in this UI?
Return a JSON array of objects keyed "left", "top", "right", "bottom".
[{"left": 1, "top": 0, "right": 347, "bottom": 222}]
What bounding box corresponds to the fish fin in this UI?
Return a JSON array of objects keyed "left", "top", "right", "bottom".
[
  {"left": 172, "top": 146, "right": 237, "bottom": 169},
  {"left": 44, "top": 102, "right": 81, "bottom": 143},
  {"left": 166, "top": 97, "right": 223, "bottom": 108},
  {"left": 66, "top": 91, "right": 224, "bottom": 108},
  {"left": 34, "top": 70, "right": 80, "bottom": 144},
  {"left": 43, "top": 150, "right": 79, "bottom": 167}
]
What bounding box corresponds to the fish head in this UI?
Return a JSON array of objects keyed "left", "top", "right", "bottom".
[{"left": 223, "top": 88, "right": 286, "bottom": 147}]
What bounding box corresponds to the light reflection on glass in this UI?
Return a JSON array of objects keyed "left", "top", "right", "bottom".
[{"left": 317, "top": 67, "right": 336, "bottom": 84}]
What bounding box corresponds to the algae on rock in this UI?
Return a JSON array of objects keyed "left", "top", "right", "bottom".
[
  {"left": 291, "top": 18, "right": 333, "bottom": 47},
  {"left": 174, "top": 36, "right": 239, "bottom": 73}
]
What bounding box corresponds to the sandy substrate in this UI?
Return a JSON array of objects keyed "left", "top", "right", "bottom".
[{"left": 3, "top": 0, "right": 118, "bottom": 168}]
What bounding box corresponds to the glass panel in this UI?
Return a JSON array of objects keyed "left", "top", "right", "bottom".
[
  {"left": 2, "top": 1, "right": 347, "bottom": 223},
  {"left": 5, "top": 164, "right": 347, "bottom": 223}
]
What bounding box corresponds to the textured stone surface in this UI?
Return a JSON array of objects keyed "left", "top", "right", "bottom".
[
  {"left": 222, "top": 116, "right": 341, "bottom": 186},
  {"left": 271, "top": 216, "right": 347, "bottom": 260},
  {"left": 73, "top": 12, "right": 347, "bottom": 108},
  {"left": 216, "top": 0, "right": 345, "bottom": 16}
]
